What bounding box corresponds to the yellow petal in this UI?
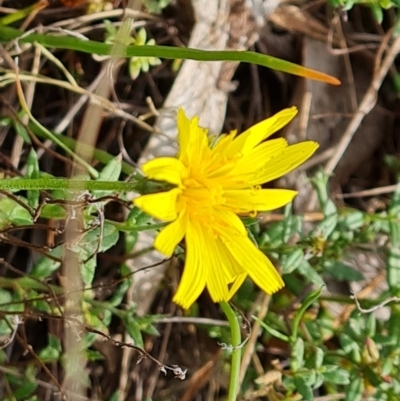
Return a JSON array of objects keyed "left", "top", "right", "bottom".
[
  {"left": 188, "top": 220, "right": 230, "bottom": 303},
  {"left": 211, "top": 130, "right": 236, "bottom": 154},
  {"left": 215, "top": 238, "right": 244, "bottom": 278},
  {"left": 177, "top": 108, "right": 190, "bottom": 159},
  {"left": 227, "top": 273, "right": 247, "bottom": 300},
  {"left": 212, "top": 208, "right": 247, "bottom": 237},
  {"left": 142, "top": 157, "right": 186, "bottom": 186},
  {"left": 224, "top": 189, "right": 297, "bottom": 213},
  {"left": 228, "top": 138, "right": 287, "bottom": 178},
  {"left": 227, "top": 107, "right": 298, "bottom": 156},
  {"left": 178, "top": 109, "right": 210, "bottom": 167},
  {"left": 224, "top": 235, "right": 284, "bottom": 294},
  {"left": 155, "top": 211, "right": 188, "bottom": 256},
  {"left": 173, "top": 221, "right": 206, "bottom": 309},
  {"left": 250, "top": 141, "right": 319, "bottom": 185},
  {"left": 133, "top": 188, "right": 181, "bottom": 221}
]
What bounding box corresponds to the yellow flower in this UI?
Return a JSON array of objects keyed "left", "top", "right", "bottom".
[{"left": 134, "top": 107, "right": 318, "bottom": 309}]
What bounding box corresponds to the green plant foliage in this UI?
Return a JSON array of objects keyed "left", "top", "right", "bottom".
[{"left": 0, "top": 3, "right": 398, "bottom": 399}]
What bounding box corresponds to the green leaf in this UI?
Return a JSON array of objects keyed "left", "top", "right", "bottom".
[
  {"left": 82, "top": 257, "right": 96, "bottom": 287},
  {"left": 0, "top": 25, "right": 340, "bottom": 85},
  {"left": 291, "top": 337, "right": 305, "bottom": 371},
  {"left": 308, "top": 347, "right": 324, "bottom": 369},
  {"left": 297, "top": 261, "right": 325, "bottom": 287},
  {"left": 281, "top": 203, "right": 302, "bottom": 243},
  {"left": 388, "top": 181, "right": 400, "bottom": 293},
  {"left": 323, "top": 261, "right": 364, "bottom": 282},
  {"left": 341, "top": 210, "right": 364, "bottom": 230},
  {"left": 293, "top": 374, "right": 314, "bottom": 401},
  {"left": 13, "top": 118, "right": 31, "bottom": 143},
  {"left": 314, "top": 213, "right": 338, "bottom": 240},
  {"left": 94, "top": 155, "right": 122, "bottom": 198},
  {"left": 86, "top": 349, "right": 104, "bottom": 361},
  {"left": 0, "top": 197, "right": 32, "bottom": 227},
  {"left": 345, "top": 376, "right": 363, "bottom": 401},
  {"left": 75, "top": 223, "right": 119, "bottom": 258},
  {"left": 365, "top": 313, "right": 376, "bottom": 338},
  {"left": 369, "top": 4, "right": 383, "bottom": 23},
  {"left": 107, "top": 392, "right": 119, "bottom": 401},
  {"left": 30, "top": 246, "right": 63, "bottom": 279},
  {"left": 125, "top": 230, "right": 138, "bottom": 253},
  {"left": 313, "top": 371, "right": 324, "bottom": 389},
  {"left": 104, "top": 19, "right": 117, "bottom": 38},
  {"left": 99, "top": 223, "right": 120, "bottom": 252},
  {"left": 339, "top": 333, "right": 361, "bottom": 363},
  {"left": 261, "top": 222, "right": 285, "bottom": 248},
  {"left": 7, "top": 365, "right": 38, "bottom": 400},
  {"left": 39, "top": 334, "right": 62, "bottom": 362},
  {"left": 0, "top": 290, "right": 13, "bottom": 336},
  {"left": 38, "top": 203, "right": 66, "bottom": 219},
  {"left": 388, "top": 247, "right": 400, "bottom": 293},
  {"left": 124, "top": 315, "right": 144, "bottom": 348},
  {"left": 126, "top": 206, "right": 153, "bottom": 227},
  {"left": 109, "top": 265, "right": 132, "bottom": 307},
  {"left": 282, "top": 249, "right": 304, "bottom": 274},
  {"left": 388, "top": 309, "right": 400, "bottom": 351},
  {"left": 323, "top": 367, "right": 350, "bottom": 385},
  {"left": 144, "top": 0, "right": 172, "bottom": 13}
]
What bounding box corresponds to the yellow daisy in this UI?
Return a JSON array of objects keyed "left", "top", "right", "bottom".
[{"left": 134, "top": 107, "right": 318, "bottom": 309}]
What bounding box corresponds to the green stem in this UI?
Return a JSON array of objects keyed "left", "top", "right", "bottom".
[
  {"left": 220, "top": 302, "right": 241, "bottom": 401},
  {"left": 0, "top": 177, "right": 169, "bottom": 195},
  {"left": 291, "top": 287, "right": 323, "bottom": 341}
]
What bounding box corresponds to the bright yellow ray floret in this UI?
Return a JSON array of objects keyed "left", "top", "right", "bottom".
[{"left": 134, "top": 107, "right": 318, "bottom": 309}]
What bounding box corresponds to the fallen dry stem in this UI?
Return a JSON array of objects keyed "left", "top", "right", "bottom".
[
  {"left": 239, "top": 293, "right": 271, "bottom": 386},
  {"left": 324, "top": 31, "right": 400, "bottom": 174}
]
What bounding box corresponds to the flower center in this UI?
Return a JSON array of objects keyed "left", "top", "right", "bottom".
[{"left": 179, "top": 175, "right": 224, "bottom": 220}]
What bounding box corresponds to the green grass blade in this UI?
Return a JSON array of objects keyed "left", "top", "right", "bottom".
[{"left": 0, "top": 25, "right": 340, "bottom": 85}]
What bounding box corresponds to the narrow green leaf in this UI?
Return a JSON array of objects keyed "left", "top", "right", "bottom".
[
  {"left": 291, "top": 287, "right": 323, "bottom": 341},
  {"left": 253, "top": 316, "right": 290, "bottom": 342},
  {"left": 0, "top": 26, "right": 340, "bottom": 85}
]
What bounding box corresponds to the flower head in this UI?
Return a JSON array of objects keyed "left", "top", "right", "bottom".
[{"left": 134, "top": 107, "right": 318, "bottom": 309}]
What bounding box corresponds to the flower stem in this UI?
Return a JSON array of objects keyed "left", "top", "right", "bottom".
[
  {"left": 220, "top": 301, "right": 241, "bottom": 401},
  {"left": 0, "top": 177, "right": 170, "bottom": 195}
]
